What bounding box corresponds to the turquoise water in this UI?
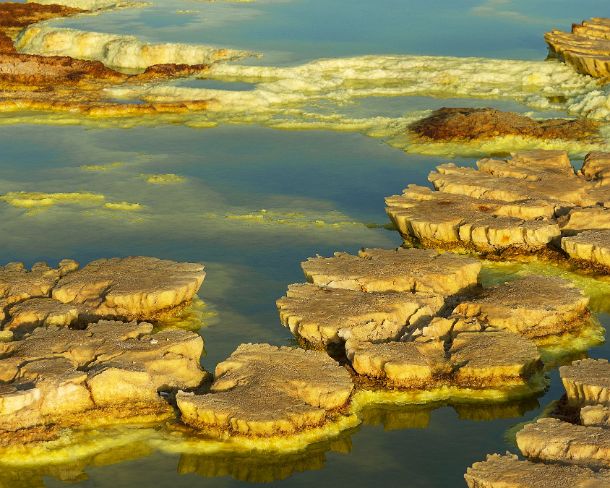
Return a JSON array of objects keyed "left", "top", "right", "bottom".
[{"left": 1, "top": 0, "right": 610, "bottom": 486}]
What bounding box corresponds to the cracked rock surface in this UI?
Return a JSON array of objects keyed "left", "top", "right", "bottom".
[
  {"left": 545, "top": 17, "right": 610, "bottom": 78},
  {"left": 465, "top": 453, "right": 610, "bottom": 487},
  {"left": 387, "top": 150, "right": 610, "bottom": 270},
  {"left": 176, "top": 344, "right": 354, "bottom": 437},
  {"left": 276, "top": 283, "right": 443, "bottom": 347},
  {"left": 0, "top": 256, "right": 205, "bottom": 336},
  {"left": 301, "top": 247, "right": 481, "bottom": 296},
  {"left": 0, "top": 320, "right": 206, "bottom": 440}
]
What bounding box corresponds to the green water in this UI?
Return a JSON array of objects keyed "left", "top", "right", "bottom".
[{"left": 2, "top": 0, "right": 610, "bottom": 486}]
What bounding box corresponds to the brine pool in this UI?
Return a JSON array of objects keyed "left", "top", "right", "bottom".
[{"left": 1, "top": 0, "right": 610, "bottom": 486}]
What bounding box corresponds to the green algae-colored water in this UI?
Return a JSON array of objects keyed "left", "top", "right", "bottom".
[{"left": 2, "top": 0, "right": 610, "bottom": 486}]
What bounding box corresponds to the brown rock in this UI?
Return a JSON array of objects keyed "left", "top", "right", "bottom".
[{"left": 408, "top": 107, "right": 599, "bottom": 142}]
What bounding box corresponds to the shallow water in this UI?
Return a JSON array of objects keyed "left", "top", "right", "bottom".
[{"left": 2, "top": 0, "right": 610, "bottom": 486}]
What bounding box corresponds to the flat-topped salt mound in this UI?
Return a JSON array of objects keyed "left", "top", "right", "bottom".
[
  {"left": 545, "top": 18, "right": 610, "bottom": 78},
  {"left": 562, "top": 230, "right": 610, "bottom": 270},
  {"left": 465, "top": 453, "right": 610, "bottom": 488},
  {"left": 346, "top": 330, "right": 541, "bottom": 392},
  {"left": 581, "top": 405, "right": 610, "bottom": 427},
  {"left": 452, "top": 275, "right": 590, "bottom": 340},
  {"left": 0, "top": 320, "right": 206, "bottom": 438},
  {"left": 408, "top": 107, "right": 599, "bottom": 142},
  {"left": 429, "top": 150, "right": 602, "bottom": 208},
  {"left": 276, "top": 283, "right": 443, "bottom": 347},
  {"left": 387, "top": 150, "right": 610, "bottom": 269},
  {"left": 301, "top": 247, "right": 481, "bottom": 296},
  {"left": 561, "top": 358, "right": 610, "bottom": 406},
  {"left": 0, "top": 256, "right": 205, "bottom": 336},
  {"left": 176, "top": 344, "right": 354, "bottom": 439},
  {"left": 386, "top": 185, "right": 560, "bottom": 253},
  {"left": 517, "top": 418, "right": 610, "bottom": 469},
  {"left": 51, "top": 256, "right": 205, "bottom": 320}
]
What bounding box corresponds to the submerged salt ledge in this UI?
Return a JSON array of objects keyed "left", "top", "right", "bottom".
[{"left": 15, "top": 26, "right": 254, "bottom": 70}]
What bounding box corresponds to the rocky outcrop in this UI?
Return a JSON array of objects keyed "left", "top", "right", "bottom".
[
  {"left": 0, "top": 257, "right": 205, "bottom": 337},
  {"left": 465, "top": 453, "right": 610, "bottom": 487},
  {"left": 408, "top": 107, "right": 599, "bottom": 142},
  {"left": 387, "top": 150, "right": 610, "bottom": 270},
  {"left": 545, "top": 18, "right": 610, "bottom": 78},
  {"left": 0, "top": 320, "right": 207, "bottom": 443},
  {"left": 176, "top": 344, "right": 355, "bottom": 439},
  {"left": 301, "top": 247, "right": 481, "bottom": 296},
  {"left": 561, "top": 358, "right": 610, "bottom": 406}
]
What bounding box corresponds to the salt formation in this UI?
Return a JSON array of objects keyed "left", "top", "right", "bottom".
[
  {"left": 0, "top": 320, "right": 206, "bottom": 442},
  {"left": 561, "top": 358, "right": 610, "bottom": 407},
  {"left": 278, "top": 247, "right": 604, "bottom": 402},
  {"left": 276, "top": 283, "right": 443, "bottom": 348},
  {"left": 466, "top": 356, "right": 610, "bottom": 486},
  {"left": 546, "top": 18, "right": 610, "bottom": 78},
  {"left": 0, "top": 257, "right": 205, "bottom": 336},
  {"left": 452, "top": 275, "right": 590, "bottom": 340},
  {"left": 16, "top": 26, "right": 252, "bottom": 70},
  {"left": 387, "top": 150, "right": 610, "bottom": 271},
  {"left": 301, "top": 247, "right": 481, "bottom": 296},
  {"left": 409, "top": 107, "right": 599, "bottom": 142},
  {"left": 346, "top": 329, "right": 541, "bottom": 394},
  {"left": 176, "top": 344, "right": 355, "bottom": 439},
  {"left": 465, "top": 454, "right": 610, "bottom": 487}
]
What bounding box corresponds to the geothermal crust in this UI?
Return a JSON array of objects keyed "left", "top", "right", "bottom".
[
  {"left": 387, "top": 150, "right": 610, "bottom": 270},
  {"left": 408, "top": 107, "right": 599, "bottom": 142},
  {"left": 0, "top": 256, "right": 205, "bottom": 336},
  {"left": 0, "top": 320, "right": 206, "bottom": 440},
  {"left": 278, "top": 246, "right": 597, "bottom": 400},
  {"left": 545, "top": 17, "right": 610, "bottom": 78},
  {"left": 0, "top": 2, "right": 228, "bottom": 115},
  {"left": 466, "top": 356, "right": 610, "bottom": 486},
  {"left": 176, "top": 343, "right": 355, "bottom": 438}
]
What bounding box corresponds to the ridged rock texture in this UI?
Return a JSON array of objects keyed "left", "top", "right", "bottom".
[
  {"left": 0, "top": 256, "right": 205, "bottom": 337},
  {"left": 466, "top": 356, "right": 610, "bottom": 487},
  {"left": 387, "top": 150, "right": 610, "bottom": 271},
  {"left": 0, "top": 320, "right": 206, "bottom": 443},
  {"left": 176, "top": 344, "right": 354, "bottom": 438},
  {"left": 276, "top": 247, "right": 598, "bottom": 398},
  {"left": 545, "top": 17, "right": 610, "bottom": 78}
]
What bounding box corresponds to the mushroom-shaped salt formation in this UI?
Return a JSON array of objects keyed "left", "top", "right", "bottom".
[
  {"left": 562, "top": 230, "right": 610, "bottom": 271},
  {"left": 452, "top": 275, "right": 591, "bottom": 341},
  {"left": 301, "top": 247, "right": 481, "bottom": 296},
  {"left": 386, "top": 185, "right": 560, "bottom": 253},
  {"left": 51, "top": 256, "right": 205, "bottom": 320},
  {"left": 276, "top": 283, "right": 443, "bottom": 348},
  {"left": 0, "top": 320, "right": 206, "bottom": 442},
  {"left": 560, "top": 358, "right": 610, "bottom": 407},
  {"left": 517, "top": 418, "right": 610, "bottom": 469},
  {"left": 545, "top": 18, "right": 610, "bottom": 78},
  {"left": 464, "top": 453, "right": 610, "bottom": 488},
  {"left": 0, "top": 257, "right": 205, "bottom": 336},
  {"left": 386, "top": 150, "right": 610, "bottom": 271},
  {"left": 176, "top": 344, "right": 356, "bottom": 446},
  {"left": 346, "top": 329, "right": 543, "bottom": 402}
]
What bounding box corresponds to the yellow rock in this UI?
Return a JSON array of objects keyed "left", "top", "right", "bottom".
[
  {"left": 301, "top": 247, "right": 481, "bottom": 296},
  {"left": 176, "top": 343, "right": 354, "bottom": 438},
  {"left": 561, "top": 358, "right": 610, "bottom": 407}
]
